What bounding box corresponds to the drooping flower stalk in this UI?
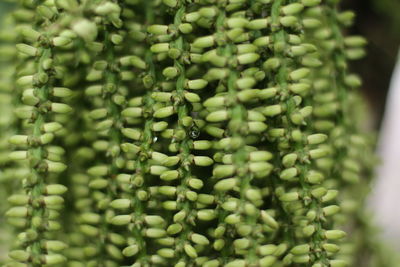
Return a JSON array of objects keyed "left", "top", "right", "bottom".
[
  {"left": 0, "top": 0, "right": 396, "bottom": 266},
  {"left": 6, "top": 1, "right": 73, "bottom": 266}
]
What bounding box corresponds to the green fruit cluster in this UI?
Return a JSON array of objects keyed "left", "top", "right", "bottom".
[{"left": 0, "top": 0, "right": 395, "bottom": 266}]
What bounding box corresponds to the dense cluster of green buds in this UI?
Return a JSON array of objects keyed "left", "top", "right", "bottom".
[{"left": 0, "top": 0, "right": 395, "bottom": 266}]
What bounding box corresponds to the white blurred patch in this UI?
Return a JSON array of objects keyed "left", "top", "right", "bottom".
[{"left": 369, "top": 50, "right": 400, "bottom": 249}]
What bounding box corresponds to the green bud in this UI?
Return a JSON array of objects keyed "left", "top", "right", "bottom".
[
  {"left": 21, "top": 27, "right": 41, "bottom": 41},
  {"left": 306, "top": 170, "right": 324, "bottom": 184},
  {"left": 121, "top": 128, "right": 142, "bottom": 140},
  {"left": 213, "top": 239, "right": 225, "bottom": 251},
  {"left": 191, "top": 233, "right": 210, "bottom": 245},
  {"left": 7, "top": 195, "right": 30, "bottom": 206},
  {"left": 213, "top": 165, "right": 235, "bottom": 179},
  {"left": 162, "top": 67, "right": 179, "bottom": 79},
  {"left": 280, "top": 16, "right": 298, "bottom": 27},
  {"left": 291, "top": 244, "right": 310, "bottom": 255},
  {"left": 237, "top": 53, "right": 260, "bottom": 64},
  {"left": 53, "top": 36, "right": 71, "bottom": 47},
  {"left": 193, "top": 140, "right": 212, "bottom": 150},
  {"left": 179, "top": 23, "right": 193, "bottom": 34},
  {"left": 16, "top": 44, "right": 38, "bottom": 57},
  {"left": 234, "top": 238, "right": 250, "bottom": 250},
  {"left": 167, "top": 223, "right": 183, "bottom": 235},
  {"left": 40, "top": 133, "right": 55, "bottom": 144},
  {"left": 329, "top": 260, "right": 348, "bottom": 267},
  {"left": 193, "top": 35, "right": 215, "bottom": 48},
  {"left": 203, "top": 259, "right": 220, "bottom": 267},
  {"left": 9, "top": 135, "right": 29, "bottom": 146},
  {"left": 51, "top": 103, "right": 72, "bottom": 114},
  {"left": 110, "top": 199, "right": 131, "bottom": 209},
  {"left": 246, "top": 19, "right": 268, "bottom": 30},
  {"left": 110, "top": 215, "right": 132, "bottom": 226},
  {"left": 249, "top": 151, "right": 273, "bottom": 162},
  {"left": 17, "top": 75, "right": 33, "bottom": 87},
  {"left": 206, "top": 110, "right": 229, "bottom": 122},
  {"left": 236, "top": 77, "right": 256, "bottom": 89},
  {"left": 158, "top": 186, "right": 177, "bottom": 196},
  {"left": 152, "top": 121, "right": 169, "bottom": 132},
  {"left": 186, "top": 178, "right": 203, "bottom": 190},
  {"left": 302, "top": 0, "right": 321, "bottom": 6},
  {"left": 163, "top": 0, "right": 178, "bottom": 7},
  {"left": 144, "top": 228, "right": 167, "bottom": 238},
  {"left": 121, "top": 143, "right": 140, "bottom": 154},
  {"left": 184, "top": 243, "right": 198, "bottom": 258},
  {"left": 309, "top": 148, "right": 329, "bottom": 159},
  {"left": 148, "top": 24, "right": 169, "bottom": 35},
  {"left": 249, "top": 162, "right": 272, "bottom": 173},
  {"left": 322, "top": 243, "right": 340, "bottom": 253},
  {"left": 293, "top": 255, "right": 310, "bottom": 263},
  {"left": 185, "top": 12, "right": 200, "bottom": 22},
  {"left": 122, "top": 107, "right": 143, "bottom": 118},
  {"left": 9, "top": 151, "right": 28, "bottom": 161},
  {"left": 263, "top": 105, "right": 282, "bottom": 117},
  {"left": 158, "top": 248, "right": 175, "bottom": 258},
  {"left": 226, "top": 17, "right": 249, "bottom": 28},
  {"left": 260, "top": 211, "right": 279, "bottom": 229},
  {"left": 259, "top": 256, "right": 276, "bottom": 267},
  {"left": 186, "top": 79, "right": 208, "bottom": 90},
  {"left": 311, "top": 187, "right": 327, "bottom": 198},
  {"left": 282, "top": 3, "right": 304, "bottom": 15},
  {"left": 307, "top": 134, "right": 327, "bottom": 145},
  {"left": 248, "top": 110, "right": 267, "bottom": 121},
  {"left": 214, "top": 178, "right": 237, "bottom": 191},
  {"left": 162, "top": 201, "right": 177, "bottom": 210},
  {"left": 323, "top": 205, "right": 340, "bottom": 216},
  {"left": 324, "top": 230, "right": 347, "bottom": 240},
  {"left": 253, "top": 36, "right": 270, "bottom": 47},
  {"left": 197, "top": 194, "right": 215, "bottom": 205},
  {"left": 237, "top": 44, "right": 258, "bottom": 54},
  {"left": 322, "top": 190, "right": 338, "bottom": 203},
  {"left": 160, "top": 170, "right": 180, "bottom": 181},
  {"left": 43, "top": 254, "right": 66, "bottom": 265},
  {"left": 44, "top": 240, "right": 68, "bottom": 252},
  {"left": 154, "top": 106, "right": 174, "bottom": 118},
  {"left": 279, "top": 192, "right": 299, "bottom": 202},
  {"left": 6, "top": 207, "right": 29, "bottom": 217},
  {"left": 344, "top": 74, "right": 362, "bottom": 87},
  {"left": 150, "top": 166, "right": 169, "bottom": 176},
  {"left": 43, "top": 195, "right": 64, "bottom": 206},
  {"left": 184, "top": 92, "right": 201, "bottom": 103},
  {"left": 303, "top": 225, "right": 315, "bottom": 236},
  {"left": 9, "top": 250, "right": 30, "bottom": 262},
  {"left": 151, "top": 43, "right": 170, "bottom": 53},
  {"left": 225, "top": 260, "right": 245, "bottom": 267},
  {"left": 193, "top": 156, "right": 214, "bottom": 166},
  {"left": 144, "top": 215, "right": 165, "bottom": 226},
  {"left": 52, "top": 87, "right": 72, "bottom": 98},
  {"left": 263, "top": 58, "right": 281, "bottom": 70},
  {"left": 258, "top": 245, "right": 277, "bottom": 256},
  {"left": 225, "top": 213, "right": 241, "bottom": 224},
  {"left": 123, "top": 244, "right": 139, "bottom": 257},
  {"left": 344, "top": 36, "right": 367, "bottom": 47},
  {"left": 197, "top": 209, "right": 216, "bottom": 221},
  {"left": 280, "top": 167, "right": 298, "bottom": 180},
  {"left": 88, "top": 165, "right": 108, "bottom": 176},
  {"left": 289, "top": 68, "right": 310, "bottom": 81},
  {"left": 45, "top": 184, "right": 68, "bottom": 195}
]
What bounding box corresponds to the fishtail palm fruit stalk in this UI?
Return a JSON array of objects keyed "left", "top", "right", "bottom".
[
  {"left": 0, "top": 12, "right": 22, "bottom": 262},
  {"left": 0, "top": 0, "right": 395, "bottom": 267},
  {"left": 4, "top": 0, "right": 74, "bottom": 266}
]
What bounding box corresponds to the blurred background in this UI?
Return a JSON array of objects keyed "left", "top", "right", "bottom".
[{"left": 0, "top": 0, "right": 399, "bottom": 256}]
